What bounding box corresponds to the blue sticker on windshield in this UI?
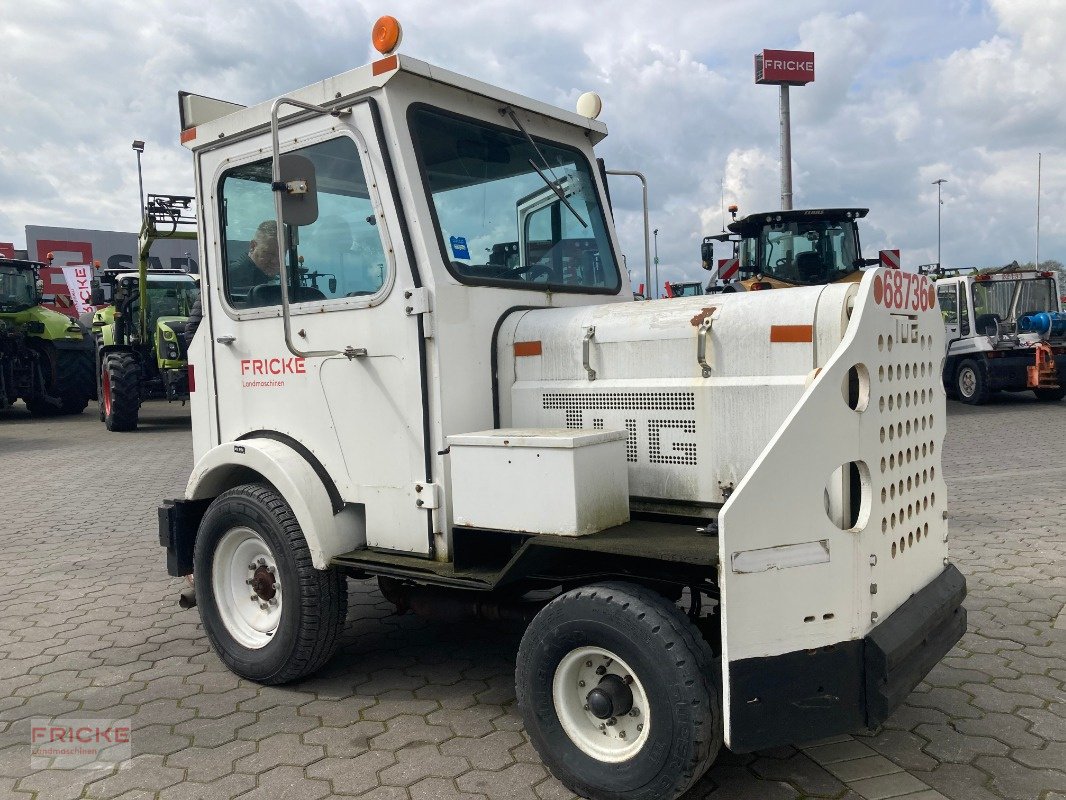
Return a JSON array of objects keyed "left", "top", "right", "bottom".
[{"left": 449, "top": 236, "right": 470, "bottom": 260}]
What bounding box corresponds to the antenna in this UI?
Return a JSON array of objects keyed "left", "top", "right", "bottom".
[
  {"left": 720, "top": 177, "right": 726, "bottom": 233},
  {"left": 1036, "top": 152, "right": 1042, "bottom": 270}
]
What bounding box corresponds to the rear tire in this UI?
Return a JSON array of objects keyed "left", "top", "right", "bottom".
[
  {"left": 1034, "top": 387, "right": 1065, "bottom": 402},
  {"left": 955, "top": 359, "right": 990, "bottom": 405},
  {"left": 101, "top": 351, "right": 140, "bottom": 431},
  {"left": 194, "top": 483, "right": 347, "bottom": 685},
  {"left": 516, "top": 582, "right": 721, "bottom": 800},
  {"left": 25, "top": 349, "right": 93, "bottom": 416}
]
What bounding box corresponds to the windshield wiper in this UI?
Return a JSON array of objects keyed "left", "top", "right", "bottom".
[{"left": 500, "top": 106, "right": 587, "bottom": 229}]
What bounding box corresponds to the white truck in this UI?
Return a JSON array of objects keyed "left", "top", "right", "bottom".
[
  {"left": 160, "top": 39, "right": 966, "bottom": 800},
  {"left": 928, "top": 265, "right": 1065, "bottom": 404}
]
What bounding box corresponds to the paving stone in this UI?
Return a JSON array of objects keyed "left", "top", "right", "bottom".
[
  {"left": 233, "top": 732, "right": 325, "bottom": 773},
  {"left": 306, "top": 751, "right": 397, "bottom": 795},
  {"left": 750, "top": 750, "right": 847, "bottom": 796},
  {"left": 379, "top": 743, "right": 468, "bottom": 787},
  {"left": 440, "top": 731, "right": 524, "bottom": 770},
  {"left": 234, "top": 764, "right": 330, "bottom": 800},
  {"left": 823, "top": 754, "right": 903, "bottom": 782},
  {"left": 165, "top": 738, "right": 257, "bottom": 782},
  {"left": 848, "top": 771, "right": 932, "bottom": 799}
]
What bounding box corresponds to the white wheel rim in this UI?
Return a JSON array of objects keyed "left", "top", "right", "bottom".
[
  {"left": 212, "top": 527, "right": 282, "bottom": 649},
  {"left": 959, "top": 367, "right": 976, "bottom": 397},
  {"left": 552, "top": 646, "right": 650, "bottom": 763}
]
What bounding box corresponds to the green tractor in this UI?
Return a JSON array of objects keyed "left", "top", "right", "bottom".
[
  {"left": 0, "top": 258, "right": 95, "bottom": 415},
  {"left": 92, "top": 195, "right": 199, "bottom": 431}
]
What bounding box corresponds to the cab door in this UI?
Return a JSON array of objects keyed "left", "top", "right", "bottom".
[{"left": 197, "top": 104, "right": 433, "bottom": 556}]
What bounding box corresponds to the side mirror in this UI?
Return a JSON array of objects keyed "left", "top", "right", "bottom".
[
  {"left": 328, "top": 277, "right": 338, "bottom": 294},
  {"left": 278, "top": 154, "right": 319, "bottom": 227},
  {"left": 700, "top": 237, "right": 714, "bottom": 271},
  {"left": 90, "top": 286, "right": 105, "bottom": 305}
]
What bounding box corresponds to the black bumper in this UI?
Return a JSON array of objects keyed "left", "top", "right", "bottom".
[
  {"left": 986, "top": 352, "right": 1066, "bottom": 391},
  {"left": 158, "top": 498, "right": 210, "bottom": 577},
  {"left": 728, "top": 564, "right": 967, "bottom": 752}
]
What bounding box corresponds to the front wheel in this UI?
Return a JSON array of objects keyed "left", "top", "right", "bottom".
[
  {"left": 101, "top": 351, "right": 140, "bottom": 431},
  {"left": 516, "top": 582, "right": 721, "bottom": 800},
  {"left": 193, "top": 483, "right": 347, "bottom": 684},
  {"left": 1034, "top": 386, "right": 1065, "bottom": 402},
  {"left": 955, "top": 359, "right": 990, "bottom": 405}
]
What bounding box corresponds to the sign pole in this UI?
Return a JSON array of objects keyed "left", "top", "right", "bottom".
[{"left": 779, "top": 84, "right": 793, "bottom": 211}]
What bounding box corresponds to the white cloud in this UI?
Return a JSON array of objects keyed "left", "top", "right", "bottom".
[{"left": 0, "top": 0, "right": 1063, "bottom": 284}]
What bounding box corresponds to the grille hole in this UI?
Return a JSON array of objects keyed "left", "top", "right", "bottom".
[
  {"left": 825, "top": 460, "right": 870, "bottom": 531},
  {"left": 843, "top": 364, "right": 870, "bottom": 412}
]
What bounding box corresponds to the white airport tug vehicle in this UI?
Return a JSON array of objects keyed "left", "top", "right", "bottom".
[
  {"left": 159, "top": 21, "right": 966, "bottom": 800},
  {"left": 925, "top": 264, "right": 1065, "bottom": 404}
]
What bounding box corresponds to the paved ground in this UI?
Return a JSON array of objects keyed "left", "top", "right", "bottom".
[{"left": 0, "top": 393, "right": 1064, "bottom": 800}]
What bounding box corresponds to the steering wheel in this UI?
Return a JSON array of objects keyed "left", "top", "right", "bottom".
[
  {"left": 508, "top": 264, "right": 553, "bottom": 281},
  {"left": 775, "top": 257, "right": 790, "bottom": 267}
]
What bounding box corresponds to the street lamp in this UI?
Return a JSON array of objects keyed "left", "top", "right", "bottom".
[
  {"left": 132, "top": 140, "right": 146, "bottom": 220},
  {"left": 653, "top": 228, "right": 660, "bottom": 299},
  {"left": 932, "top": 178, "right": 947, "bottom": 268}
]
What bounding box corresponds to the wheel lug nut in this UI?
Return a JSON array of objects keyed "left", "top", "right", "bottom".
[
  {"left": 595, "top": 666, "right": 606, "bottom": 676},
  {"left": 246, "top": 578, "right": 254, "bottom": 585},
  {"left": 623, "top": 675, "right": 633, "bottom": 685},
  {"left": 637, "top": 723, "right": 643, "bottom": 731},
  {"left": 250, "top": 594, "right": 258, "bottom": 602},
  {"left": 578, "top": 680, "right": 585, "bottom": 687},
  {"left": 247, "top": 563, "right": 256, "bottom": 570},
  {"left": 606, "top": 717, "right": 616, "bottom": 726},
  {"left": 269, "top": 597, "right": 278, "bottom": 606},
  {"left": 585, "top": 660, "right": 592, "bottom": 667},
  {"left": 629, "top": 708, "right": 639, "bottom": 717},
  {"left": 583, "top": 704, "right": 589, "bottom": 711},
  {"left": 619, "top": 731, "right": 627, "bottom": 739}
]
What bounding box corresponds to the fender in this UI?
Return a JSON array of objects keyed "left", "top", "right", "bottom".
[{"left": 186, "top": 438, "right": 364, "bottom": 569}]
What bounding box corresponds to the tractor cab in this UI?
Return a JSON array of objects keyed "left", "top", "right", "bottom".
[
  {"left": 664, "top": 280, "right": 705, "bottom": 297},
  {"left": 704, "top": 208, "right": 874, "bottom": 291}
]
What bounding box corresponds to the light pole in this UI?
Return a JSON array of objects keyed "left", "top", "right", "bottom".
[
  {"left": 932, "top": 178, "right": 947, "bottom": 268},
  {"left": 653, "top": 228, "right": 660, "bottom": 299},
  {"left": 132, "top": 140, "right": 146, "bottom": 220}
]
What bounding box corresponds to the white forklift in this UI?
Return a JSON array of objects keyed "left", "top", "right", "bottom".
[
  {"left": 924, "top": 263, "right": 1065, "bottom": 404},
  {"left": 160, "top": 20, "right": 966, "bottom": 800}
]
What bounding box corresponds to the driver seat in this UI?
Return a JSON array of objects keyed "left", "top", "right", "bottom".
[{"left": 796, "top": 252, "right": 824, "bottom": 281}]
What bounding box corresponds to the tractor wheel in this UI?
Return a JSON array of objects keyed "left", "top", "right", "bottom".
[
  {"left": 25, "top": 350, "right": 93, "bottom": 416},
  {"left": 516, "top": 582, "right": 722, "bottom": 800},
  {"left": 1034, "top": 386, "right": 1066, "bottom": 402},
  {"left": 101, "top": 352, "right": 141, "bottom": 431},
  {"left": 194, "top": 483, "right": 348, "bottom": 685},
  {"left": 955, "top": 359, "right": 990, "bottom": 405},
  {"left": 95, "top": 341, "right": 106, "bottom": 421}
]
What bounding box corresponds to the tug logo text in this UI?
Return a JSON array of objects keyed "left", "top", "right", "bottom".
[{"left": 239, "top": 356, "right": 306, "bottom": 388}]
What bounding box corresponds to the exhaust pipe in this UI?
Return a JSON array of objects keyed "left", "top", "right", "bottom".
[{"left": 178, "top": 587, "right": 196, "bottom": 609}]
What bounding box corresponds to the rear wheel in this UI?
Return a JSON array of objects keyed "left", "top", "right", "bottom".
[
  {"left": 516, "top": 582, "right": 721, "bottom": 800},
  {"left": 955, "top": 359, "right": 990, "bottom": 405},
  {"left": 1034, "top": 386, "right": 1065, "bottom": 402},
  {"left": 101, "top": 351, "right": 140, "bottom": 431},
  {"left": 194, "top": 483, "right": 347, "bottom": 684},
  {"left": 25, "top": 349, "right": 93, "bottom": 416}
]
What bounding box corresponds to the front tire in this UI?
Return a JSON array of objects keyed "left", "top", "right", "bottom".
[
  {"left": 193, "top": 483, "right": 347, "bottom": 685},
  {"left": 101, "top": 351, "right": 140, "bottom": 431},
  {"left": 25, "top": 349, "right": 93, "bottom": 416},
  {"left": 955, "top": 359, "right": 990, "bottom": 405},
  {"left": 516, "top": 582, "right": 721, "bottom": 800}
]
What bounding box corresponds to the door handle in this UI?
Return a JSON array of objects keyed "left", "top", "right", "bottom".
[{"left": 216, "top": 335, "right": 236, "bottom": 345}]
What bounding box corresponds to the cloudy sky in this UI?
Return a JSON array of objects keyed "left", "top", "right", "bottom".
[{"left": 2, "top": 0, "right": 1063, "bottom": 290}]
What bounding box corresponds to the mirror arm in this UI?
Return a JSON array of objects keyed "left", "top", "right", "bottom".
[{"left": 270, "top": 96, "right": 344, "bottom": 360}]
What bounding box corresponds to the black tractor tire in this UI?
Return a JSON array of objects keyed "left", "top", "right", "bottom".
[
  {"left": 194, "top": 483, "right": 348, "bottom": 685},
  {"left": 516, "top": 582, "right": 722, "bottom": 800},
  {"left": 955, "top": 359, "right": 990, "bottom": 405},
  {"left": 101, "top": 351, "right": 141, "bottom": 431},
  {"left": 25, "top": 349, "right": 94, "bottom": 416},
  {"left": 95, "top": 341, "right": 106, "bottom": 421},
  {"left": 1034, "top": 386, "right": 1066, "bottom": 402}
]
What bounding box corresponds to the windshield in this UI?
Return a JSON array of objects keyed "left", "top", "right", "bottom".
[
  {"left": 146, "top": 277, "right": 199, "bottom": 319},
  {"left": 972, "top": 278, "right": 1056, "bottom": 321},
  {"left": 749, "top": 220, "right": 859, "bottom": 285},
  {"left": 0, "top": 265, "right": 37, "bottom": 311},
  {"left": 410, "top": 107, "right": 620, "bottom": 293}
]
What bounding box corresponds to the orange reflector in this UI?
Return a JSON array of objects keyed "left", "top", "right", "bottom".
[
  {"left": 372, "top": 15, "right": 402, "bottom": 54},
  {"left": 770, "top": 324, "right": 813, "bottom": 343},
  {"left": 372, "top": 54, "right": 399, "bottom": 76},
  {"left": 514, "top": 341, "right": 543, "bottom": 357},
  {"left": 180, "top": 127, "right": 196, "bottom": 144},
  {"left": 188, "top": 364, "right": 196, "bottom": 392}
]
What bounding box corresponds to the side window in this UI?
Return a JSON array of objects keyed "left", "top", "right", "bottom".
[
  {"left": 937, "top": 284, "right": 958, "bottom": 325},
  {"left": 218, "top": 136, "right": 387, "bottom": 310},
  {"left": 958, "top": 283, "right": 970, "bottom": 334}
]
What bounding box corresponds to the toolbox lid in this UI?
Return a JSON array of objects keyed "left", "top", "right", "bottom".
[{"left": 447, "top": 428, "right": 627, "bottom": 449}]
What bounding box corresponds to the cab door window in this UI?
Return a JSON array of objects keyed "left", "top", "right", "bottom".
[
  {"left": 218, "top": 136, "right": 387, "bottom": 309},
  {"left": 937, "top": 284, "right": 958, "bottom": 325}
]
